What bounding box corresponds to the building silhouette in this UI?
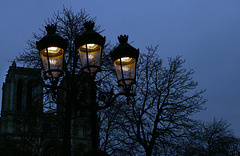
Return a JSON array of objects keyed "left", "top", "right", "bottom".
[{"left": 0, "top": 61, "right": 91, "bottom": 155}]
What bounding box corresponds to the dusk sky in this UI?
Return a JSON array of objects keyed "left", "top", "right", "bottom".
[{"left": 1, "top": 0, "right": 240, "bottom": 136}]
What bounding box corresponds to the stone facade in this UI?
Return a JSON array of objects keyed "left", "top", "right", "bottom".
[
  {"left": 0, "top": 61, "right": 43, "bottom": 134},
  {"left": 0, "top": 62, "right": 92, "bottom": 155}
]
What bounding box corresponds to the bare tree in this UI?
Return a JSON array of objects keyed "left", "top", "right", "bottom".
[
  {"left": 183, "top": 118, "right": 240, "bottom": 156},
  {"left": 103, "top": 45, "right": 206, "bottom": 156}
]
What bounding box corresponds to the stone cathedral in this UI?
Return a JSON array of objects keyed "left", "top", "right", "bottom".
[{"left": 0, "top": 61, "right": 91, "bottom": 155}]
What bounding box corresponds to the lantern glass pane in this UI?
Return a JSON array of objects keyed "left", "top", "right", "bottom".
[
  {"left": 113, "top": 57, "right": 136, "bottom": 86},
  {"left": 78, "top": 44, "right": 102, "bottom": 73},
  {"left": 40, "top": 47, "right": 64, "bottom": 78}
]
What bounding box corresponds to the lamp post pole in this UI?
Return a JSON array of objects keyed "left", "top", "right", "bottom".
[
  {"left": 89, "top": 79, "right": 98, "bottom": 155},
  {"left": 63, "top": 77, "right": 72, "bottom": 156},
  {"left": 36, "top": 21, "right": 139, "bottom": 155}
]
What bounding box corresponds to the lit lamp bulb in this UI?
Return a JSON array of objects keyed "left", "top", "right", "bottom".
[
  {"left": 122, "top": 66, "right": 129, "bottom": 72},
  {"left": 49, "top": 59, "right": 57, "bottom": 65},
  {"left": 88, "top": 54, "right": 94, "bottom": 60}
]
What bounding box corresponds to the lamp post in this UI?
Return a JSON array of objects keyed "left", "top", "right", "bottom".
[
  {"left": 36, "top": 21, "right": 139, "bottom": 155},
  {"left": 36, "top": 25, "right": 67, "bottom": 79}
]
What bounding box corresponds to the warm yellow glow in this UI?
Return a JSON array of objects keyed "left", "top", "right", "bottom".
[
  {"left": 114, "top": 57, "right": 135, "bottom": 66},
  {"left": 47, "top": 47, "right": 60, "bottom": 53},
  {"left": 81, "top": 44, "right": 98, "bottom": 49},
  {"left": 48, "top": 47, "right": 58, "bottom": 51},
  {"left": 121, "top": 57, "right": 132, "bottom": 62}
]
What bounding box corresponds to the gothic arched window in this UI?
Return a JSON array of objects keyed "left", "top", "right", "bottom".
[
  {"left": 27, "top": 80, "right": 33, "bottom": 111},
  {"left": 16, "top": 79, "right": 23, "bottom": 111}
]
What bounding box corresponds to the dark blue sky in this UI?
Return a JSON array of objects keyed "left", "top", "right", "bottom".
[{"left": 1, "top": 0, "right": 240, "bottom": 136}]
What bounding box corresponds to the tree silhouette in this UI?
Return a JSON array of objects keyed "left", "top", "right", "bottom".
[
  {"left": 183, "top": 118, "right": 240, "bottom": 156},
  {"left": 99, "top": 45, "right": 206, "bottom": 155}
]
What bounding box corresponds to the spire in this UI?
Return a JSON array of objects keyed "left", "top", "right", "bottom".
[{"left": 11, "top": 60, "right": 16, "bottom": 68}]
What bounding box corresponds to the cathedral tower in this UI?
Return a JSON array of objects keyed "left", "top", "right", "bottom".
[{"left": 0, "top": 61, "right": 43, "bottom": 134}]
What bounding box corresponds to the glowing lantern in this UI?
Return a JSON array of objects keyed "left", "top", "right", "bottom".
[
  {"left": 75, "top": 21, "right": 105, "bottom": 73},
  {"left": 110, "top": 35, "right": 139, "bottom": 87},
  {"left": 36, "top": 25, "right": 67, "bottom": 78}
]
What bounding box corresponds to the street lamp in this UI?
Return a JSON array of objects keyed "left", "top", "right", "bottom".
[
  {"left": 36, "top": 21, "right": 139, "bottom": 155},
  {"left": 75, "top": 21, "right": 106, "bottom": 73},
  {"left": 110, "top": 35, "right": 139, "bottom": 88},
  {"left": 36, "top": 25, "right": 67, "bottom": 79}
]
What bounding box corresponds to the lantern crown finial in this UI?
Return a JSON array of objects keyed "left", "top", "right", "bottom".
[
  {"left": 84, "top": 21, "right": 95, "bottom": 31},
  {"left": 118, "top": 35, "right": 128, "bottom": 44},
  {"left": 45, "top": 24, "right": 57, "bottom": 34},
  {"left": 110, "top": 35, "right": 139, "bottom": 64}
]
